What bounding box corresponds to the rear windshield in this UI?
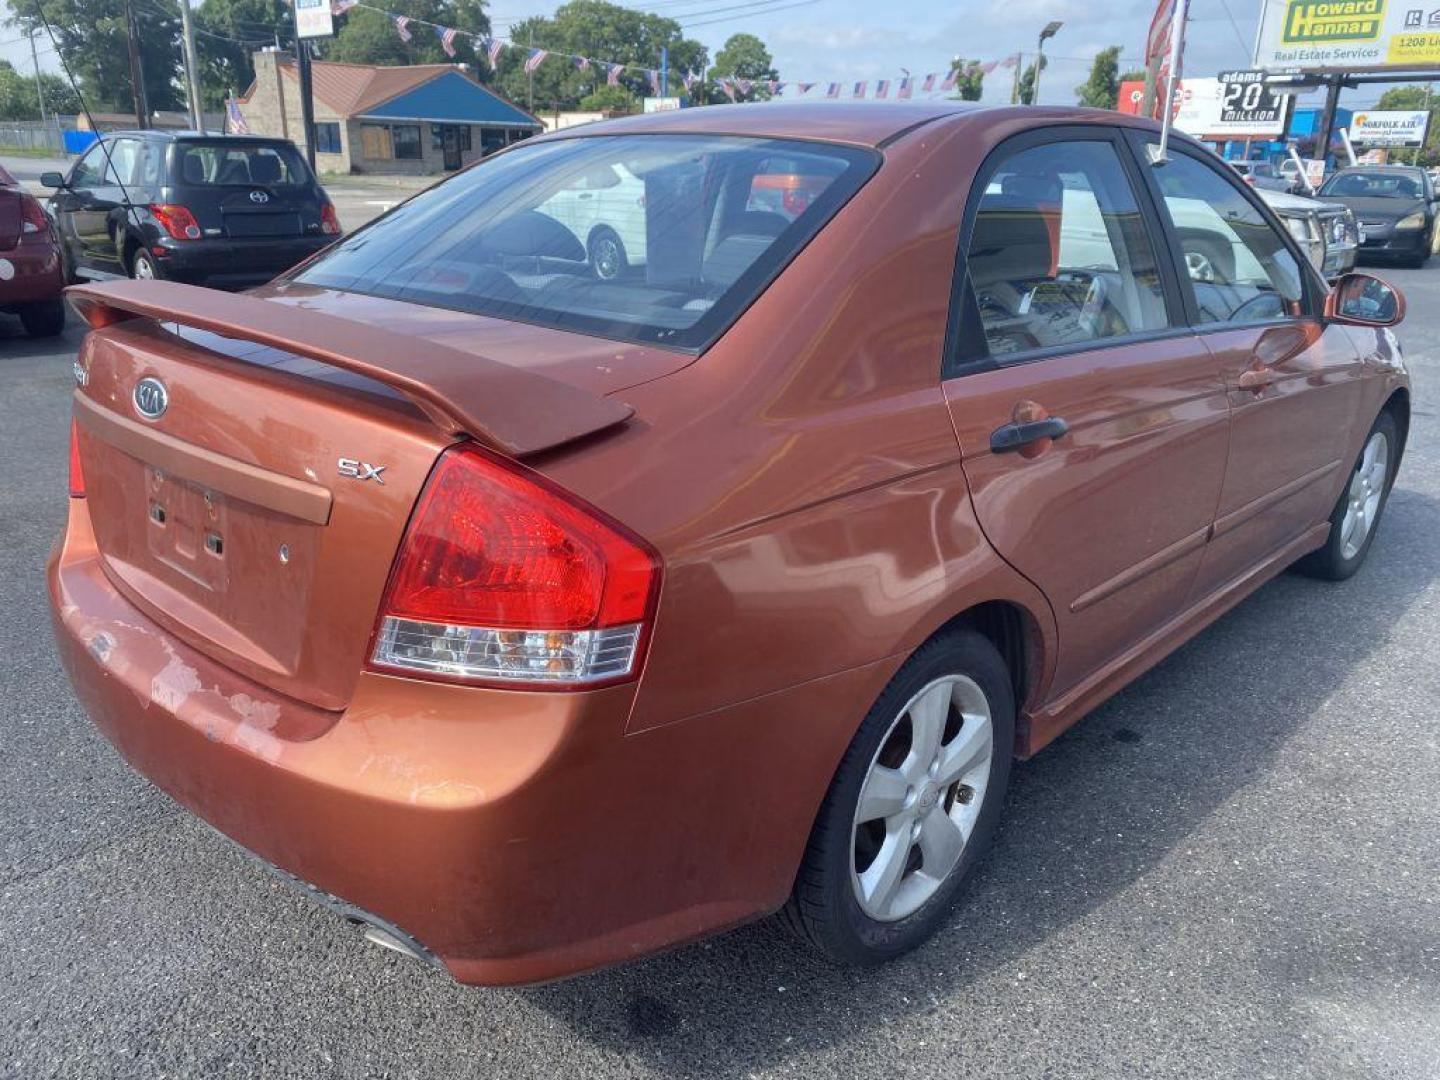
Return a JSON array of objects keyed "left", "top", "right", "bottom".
[
  {"left": 293, "top": 134, "right": 877, "bottom": 350},
  {"left": 174, "top": 142, "right": 310, "bottom": 187}
]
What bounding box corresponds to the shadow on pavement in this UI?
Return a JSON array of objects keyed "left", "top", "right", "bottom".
[{"left": 519, "top": 483, "right": 1439, "bottom": 1078}]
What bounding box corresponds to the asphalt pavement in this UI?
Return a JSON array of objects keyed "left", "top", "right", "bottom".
[{"left": 0, "top": 265, "right": 1437, "bottom": 1080}]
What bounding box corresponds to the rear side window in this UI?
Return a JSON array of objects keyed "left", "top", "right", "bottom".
[
  {"left": 964, "top": 140, "right": 1170, "bottom": 359},
  {"left": 1154, "top": 153, "right": 1304, "bottom": 324},
  {"left": 174, "top": 143, "right": 309, "bottom": 187},
  {"left": 294, "top": 134, "right": 876, "bottom": 350}
]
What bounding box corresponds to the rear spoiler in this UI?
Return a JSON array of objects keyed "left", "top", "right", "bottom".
[{"left": 66, "top": 280, "right": 634, "bottom": 457}]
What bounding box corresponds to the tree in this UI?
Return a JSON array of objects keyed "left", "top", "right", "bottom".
[
  {"left": 1075, "top": 45, "right": 1121, "bottom": 109},
  {"left": 194, "top": 0, "right": 290, "bottom": 109},
  {"left": 324, "top": 0, "right": 490, "bottom": 70},
  {"left": 6, "top": 0, "right": 182, "bottom": 114},
  {"left": 578, "top": 84, "right": 633, "bottom": 112},
  {"left": 709, "top": 32, "right": 776, "bottom": 102},
  {"left": 0, "top": 59, "right": 81, "bottom": 119},
  {"left": 494, "top": 1, "right": 706, "bottom": 114},
  {"left": 947, "top": 58, "right": 984, "bottom": 102},
  {"left": 1017, "top": 54, "right": 1047, "bottom": 105}
]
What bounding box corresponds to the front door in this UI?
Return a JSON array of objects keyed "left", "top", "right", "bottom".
[
  {"left": 1136, "top": 140, "right": 1367, "bottom": 597},
  {"left": 943, "top": 131, "right": 1231, "bottom": 698},
  {"left": 54, "top": 142, "right": 129, "bottom": 277},
  {"left": 441, "top": 125, "right": 462, "bottom": 171}
]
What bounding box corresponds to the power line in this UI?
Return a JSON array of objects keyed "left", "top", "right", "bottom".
[{"left": 681, "top": 0, "right": 821, "bottom": 27}]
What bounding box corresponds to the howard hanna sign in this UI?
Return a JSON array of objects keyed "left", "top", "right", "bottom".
[{"left": 1255, "top": 0, "right": 1440, "bottom": 71}]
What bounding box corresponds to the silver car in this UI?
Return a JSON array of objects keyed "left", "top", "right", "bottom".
[{"left": 1256, "top": 188, "right": 1359, "bottom": 280}]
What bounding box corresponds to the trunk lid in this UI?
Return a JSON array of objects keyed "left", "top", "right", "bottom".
[{"left": 67, "top": 280, "right": 672, "bottom": 710}]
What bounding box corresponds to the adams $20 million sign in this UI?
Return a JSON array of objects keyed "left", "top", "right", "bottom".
[{"left": 1254, "top": 0, "right": 1440, "bottom": 71}]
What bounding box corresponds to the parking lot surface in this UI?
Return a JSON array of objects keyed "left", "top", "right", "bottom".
[{"left": 0, "top": 267, "right": 1437, "bottom": 1079}]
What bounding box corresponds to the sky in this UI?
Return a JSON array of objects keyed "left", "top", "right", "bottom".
[{"left": 0, "top": 0, "right": 1410, "bottom": 111}]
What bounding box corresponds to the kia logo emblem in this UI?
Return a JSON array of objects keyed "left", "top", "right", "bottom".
[
  {"left": 133, "top": 376, "right": 168, "bottom": 421},
  {"left": 249, "top": 190, "right": 269, "bottom": 203}
]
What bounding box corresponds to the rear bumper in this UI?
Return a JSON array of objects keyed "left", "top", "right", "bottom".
[
  {"left": 151, "top": 236, "right": 334, "bottom": 290},
  {"left": 49, "top": 498, "right": 878, "bottom": 984},
  {"left": 0, "top": 239, "right": 64, "bottom": 307}
]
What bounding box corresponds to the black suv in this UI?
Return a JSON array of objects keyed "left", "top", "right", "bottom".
[{"left": 41, "top": 132, "right": 341, "bottom": 290}]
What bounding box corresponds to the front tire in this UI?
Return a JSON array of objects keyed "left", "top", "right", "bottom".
[
  {"left": 1294, "top": 410, "right": 1399, "bottom": 581},
  {"left": 19, "top": 298, "right": 65, "bottom": 338},
  {"left": 782, "top": 629, "right": 1015, "bottom": 965}
]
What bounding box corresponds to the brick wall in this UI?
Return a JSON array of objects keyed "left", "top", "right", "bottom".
[{"left": 244, "top": 51, "right": 353, "bottom": 172}]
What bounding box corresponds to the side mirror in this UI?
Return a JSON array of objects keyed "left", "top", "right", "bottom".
[
  {"left": 39, "top": 172, "right": 66, "bottom": 189},
  {"left": 1326, "top": 272, "right": 1405, "bottom": 327}
]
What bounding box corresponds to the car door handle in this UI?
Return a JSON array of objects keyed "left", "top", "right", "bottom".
[
  {"left": 1237, "top": 367, "right": 1274, "bottom": 391},
  {"left": 990, "top": 416, "right": 1069, "bottom": 453}
]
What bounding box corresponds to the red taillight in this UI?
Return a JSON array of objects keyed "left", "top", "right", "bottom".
[
  {"left": 150, "top": 204, "right": 201, "bottom": 240},
  {"left": 320, "top": 200, "right": 341, "bottom": 235},
  {"left": 369, "top": 445, "right": 660, "bottom": 687},
  {"left": 19, "top": 193, "right": 51, "bottom": 238},
  {"left": 68, "top": 420, "right": 85, "bottom": 498}
]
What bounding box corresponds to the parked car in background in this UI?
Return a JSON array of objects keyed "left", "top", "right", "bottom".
[
  {"left": 1229, "top": 159, "right": 1292, "bottom": 192},
  {"left": 1255, "top": 187, "right": 1359, "bottom": 279},
  {"left": 0, "top": 163, "right": 65, "bottom": 337},
  {"left": 41, "top": 132, "right": 342, "bottom": 290},
  {"left": 52, "top": 105, "right": 1410, "bottom": 986},
  {"left": 537, "top": 162, "right": 648, "bottom": 280},
  {"left": 1316, "top": 165, "right": 1440, "bottom": 267}
]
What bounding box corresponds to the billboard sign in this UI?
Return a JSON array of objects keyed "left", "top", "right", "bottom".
[
  {"left": 295, "top": 0, "right": 334, "bottom": 39},
  {"left": 643, "top": 97, "right": 683, "bottom": 113},
  {"left": 1170, "top": 76, "right": 1292, "bottom": 137},
  {"left": 1349, "top": 108, "right": 1431, "bottom": 144},
  {"left": 1254, "top": 0, "right": 1440, "bottom": 72}
]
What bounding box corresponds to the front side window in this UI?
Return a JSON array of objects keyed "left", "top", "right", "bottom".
[
  {"left": 70, "top": 144, "right": 108, "bottom": 189},
  {"left": 964, "top": 139, "right": 1170, "bottom": 360},
  {"left": 294, "top": 134, "right": 876, "bottom": 350},
  {"left": 1155, "top": 153, "right": 1305, "bottom": 324}
]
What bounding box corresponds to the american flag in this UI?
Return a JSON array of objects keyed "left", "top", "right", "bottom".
[
  {"left": 921, "top": 73, "right": 936, "bottom": 93},
  {"left": 768, "top": 80, "right": 783, "bottom": 95},
  {"left": 606, "top": 62, "right": 622, "bottom": 86},
  {"left": 797, "top": 81, "right": 815, "bottom": 95},
  {"left": 897, "top": 76, "right": 912, "bottom": 99},
  {"left": 734, "top": 77, "right": 752, "bottom": 95},
  {"left": 720, "top": 78, "right": 737, "bottom": 102},
  {"left": 574, "top": 55, "right": 590, "bottom": 71},
  {"left": 825, "top": 81, "right": 840, "bottom": 98},
  {"left": 225, "top": 96, "right": 249, "bottom": 135},
  {"left": 524, "top": 48, "right": 547, "bottom": 74},
  {"left": 875, "top": 79, "right": 889, "bottom": 99},
  {"left": 487, "top": 38, "right": 504, "bottom": 70},
  {"left": 1000, "top": 54, "right": 1019, "bottom": 68},
  {"left": 852, "top": 81, "right": 866, "bottom": 98},
  {"left": 393, "top": 15, "right": 410, "bottom": 42},
  {"left": 940, "top": 70, "right": 957, "bottom": 92},
  {"left": 979, "top": 60, "right": 998, "bottom": 74},
  {"left": 436, "top": 25, "right": 457, "bottom": 57}
]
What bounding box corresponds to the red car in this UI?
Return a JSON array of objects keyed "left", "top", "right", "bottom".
[
  {"left": 0, "top": 163, "right": 65, "bottom": 337},
  {"left": 51, "top": 104, "right": 1409, "bottom": 985}
]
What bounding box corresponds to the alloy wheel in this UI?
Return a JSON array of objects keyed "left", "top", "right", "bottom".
[
  {"left": 850, "top": 675, "right": 994, "bottom": 922},
  {"left": 593, "top": 236, "right": 621, "bottom": 280},
  {"left": 1339, "top": 430, "right": 1389, "bottom": 561}
]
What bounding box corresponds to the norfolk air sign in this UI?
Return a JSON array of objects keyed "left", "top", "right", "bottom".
[{"left": 1255, "top": 0, "right": 1440, "bottom": 70}]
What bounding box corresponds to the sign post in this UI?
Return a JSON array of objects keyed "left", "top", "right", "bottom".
[{"left": 292, "top": 0, "right": 334, "bottom": 172}]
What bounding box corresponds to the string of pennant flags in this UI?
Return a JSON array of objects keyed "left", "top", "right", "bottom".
[{"left": 326, "top": 0, "right": 1021, "bottom": 100}]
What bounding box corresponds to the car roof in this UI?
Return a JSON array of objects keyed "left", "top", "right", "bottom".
[
  {"left": 98, "top": 130, "right": 295, "bottom": 145},
  {"left": 529, "top": 101, "right": 1168, "bottom": 150}
]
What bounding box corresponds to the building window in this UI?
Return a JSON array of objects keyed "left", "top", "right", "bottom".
[
  {"left": 391, "top": 124, "right": 422, "bottom": 160},
  {"left": 431, "top": 125, "right": 475, "bottom": 152},
  {"left": 360, "top": 123, "right": 422, "bottom": 161},
  {"left": 315, "top": 122, "right": 342, "bottom": 154}
]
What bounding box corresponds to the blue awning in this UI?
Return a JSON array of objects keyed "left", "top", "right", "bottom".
[{"left": 360, "top": 72, "right": 540, "bottom": 128}]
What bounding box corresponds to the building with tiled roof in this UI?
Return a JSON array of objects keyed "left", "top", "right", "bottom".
[{"left": 237, "top": 51, "right": 541, "bottom": 175}]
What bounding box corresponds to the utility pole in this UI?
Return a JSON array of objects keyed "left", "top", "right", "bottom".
[
  {"left": 123, "top": 0, "right": 148, "bottom": 128},
  {"left": 178, "top": 0, "right": 205, "bottom": 132},
  {"left": 289, "top": 1, "right": 317, "bottom": 169},
  {"left": 27, "top": 30, "right": 47, "bottom": 127}
]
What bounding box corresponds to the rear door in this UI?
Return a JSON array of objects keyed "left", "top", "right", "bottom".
[
  {"left": 943, "top": 127, "right": 1231, "bottom": 697},
  {"left": 1135, "top": 138, "right": 1366, "bottom": 598}
]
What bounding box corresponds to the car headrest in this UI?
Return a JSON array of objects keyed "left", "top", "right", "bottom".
[
  {"left": 216, "top": 157, "right": 252, "bottom": 185},
  {"left": 181, "top": 154, "right": 206, "bottom": 185},
  {"left": 968, "top": 194, "right": 1061, "bottom": 288},
  {"left": 249, "top": 154, "right": 282, "bottom": 184}
]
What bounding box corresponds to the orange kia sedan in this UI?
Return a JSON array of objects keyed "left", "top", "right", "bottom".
[{"left": 50, "top": 103, "right": 1410, "bottom": 985}]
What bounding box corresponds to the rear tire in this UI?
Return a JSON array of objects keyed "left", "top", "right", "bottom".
[
  {"left": 781, "top": 629, "right": 1014, "bottom": 966},
  {"left": 129, "top": 247, "right": 161, "bottom": 281},
  {"left": 1294, "top": 410, "right": 1399, "bottom": 581},
  {"left": 19, "top": 298, "right": 65, "bottom": 338},
  {"left": 587, "top": 227, "right": 627, "bottom": 281}
]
